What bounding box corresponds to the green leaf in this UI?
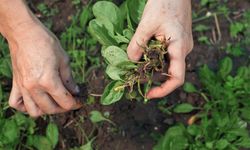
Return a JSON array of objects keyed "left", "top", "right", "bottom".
[
  {"left": 240, "top": 108, "right": 250, "bottom": 121},
  {"left": 79, "top": 6, "right": 92, "bottom": 28},
  {"left": 101, "top": 81, "right": 124, "bottom": 105},
  {"left": 183, "top": 82, "right": 197, "bottom": 93},
  {"left": 236, "top": 137, "right": 250, "bottom": 148},
  {"left": 88, "top": 19, "right": 117, "bottom": 46},
  {"left": 90, "top": 111, "right": 112, "bottom": 124},
  {"left": 123, "top": 28, "right": 134, "bottom": 40},
  {"left": 12, "top": 112, "right": 27, "bottom": 126},
  {"left": 153, "top": 125, "right": 188, "bottom": 150},
  {"left": 237, "top": 66, "right": 250, "bottom": 79},
  {"left": 27, "top": 135, "right": 53, "bottom": 150},
  {"left": 230, "top": 22, "right": 244, "bottom": 38},
  {"left": 215, "top": 139, "right": 229, "bottom": 149},
  {"left": 126, "top": 0, "right": 146, "bottom": 24},
  {"left": 0, "top": 119, "right": 19, "bottom": 145},
  {"left": 46, "top": 123, "right": 59, "bottom": 148},
  {"left": 201, "top": 0, "right": 209, "bottom": 6},
  {"left": 187, "top": 125, "right": 200, "bottom": 136},
  {"left": 106, "top": 65, "right": 127, "bottom": 81},
  {"left": 114, "top": 33, "right": 129, "bottom": 44},
  {"left": 102, "top": 46, "right": 129, "bottom": 66},
  {"left": 194, "top": 24, "right": 210, "bottom": 32},
  {"left": 116, "top": 61, "right": 137, "bottom": 70},
  {"left": 70, "top": 138, "right": 95, "bottom": 150},
  {"left": 218, "top": 57, "right": 233, "bottom": 79},
  {"left": 93, "top": 1, "right": 123, "bottom": 32},
  {"left": 0, "top": 58, "right": 12, "bottom": 78},
  {"left": 173, "top": 103, "right": 194, "bottom": 113}
]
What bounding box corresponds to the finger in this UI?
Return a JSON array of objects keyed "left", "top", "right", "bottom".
[
  {"left": 155, "top": 35, "right": 166, "bottom": 42},
  {"left": 146, "top": 40, "right": 186, "bottom": 99},
  {"left": 127, "top": 23, "right": 154, "bottom": 61},
  {"left": 60, "top": 58, "right": 79, "bottom": 95},
  {"left": 30, "top": 89, "right": 67, "bottom": 114},
  {"left": 44, "top": 74, "right": 82, "bottom": 111},
  {"left": 22, "top": 89, "right": 44, "bottom": 118},
  {"left": 8, "top": 79, "right": 26, "bottom": 112},
  {"left": 147, "top": 59, "right": 186, "bottom": 99}
]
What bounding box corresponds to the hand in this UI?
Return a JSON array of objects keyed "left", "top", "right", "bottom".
[
  {"left": 127, "top": 0, "right": 193, "bottom": 99},
  {"left": 8, "top": 22, "right": 81, "bottom": 117}
]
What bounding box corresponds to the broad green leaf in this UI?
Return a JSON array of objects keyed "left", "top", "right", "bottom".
[
  {"left": 230, "top": 22, "right": 244, "bottom": 38},
  {"left": 237, "top": 66, "right": 250, "bottom": 79},
  {"left": 0, "top": 58, "right": 12, "bottom": 78},
  {"left": 183, "top": 82, "right": 197, "bottom": 93},
  {"left": 187, "top": 125, "right": 200, "bottom": 136},
  {"left": 93, "top": 1, "right": 123, "bottom": 32},
  {"left": 173, "top": 103, "right": 194, "bottom": 113},
  {"left": 123, "top": 28, "right": 134, "bottom": 40},
  {"left": 126, "top": 0, "right": 146, "bottom": 24},
  {"left": 218, "top": 57, "right": 233, "bottom": 79},
  {"left": 101, "top": 81, "right": 124, "bottom": 105},
  {"left": 79, "top": 140, "right": 93, "bottom": 150},
  {"left": 236, "top": 137, "right": 250, "bottom": 148},
  {"left": 153, "top": 125, "right": 188, "bottom": 150},
  {"left": 240, "top": 108, "right": 250, "bottom": 121},
  {"left": 90, "top": 111, "right": 113, "bottom": 124},
  {"left": 102, "top": 46, "right": 129, "bottom": 66},
  {"left": 70, "top": 138, "right": 95, "bottom": 150},
  {"left": 215, "top": 139, "right": 229, "bottom": 149},
  {"left": 27, "top": 135, "right": 53, "bottom": 150},
  {"left": 46, "top": 123, "right": 59, "bottom": 148},
  {"left": 116, "top": 61, "right": 137, "bottom": 70},
  {"left": 199, "top": 64, "right": 217, "bottom": 86},
  {"left": 106, "top": 65, "right": 127, "bottom": 81},
  {"left": 0, "top": 119, "right": 19, "bottom": 145},
  {"left": 114, "top": 33, "right": 129, "bottom": 44},
  {"left": 88, "top": 19, "right": 117, "bottom": 46},
  {"left": 12, "top": 113, "right": 27, "bottom": 126}
]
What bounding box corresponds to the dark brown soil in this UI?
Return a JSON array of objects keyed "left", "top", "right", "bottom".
[{"left": 28, "top": 0, "right": 250, "bottom": 150}]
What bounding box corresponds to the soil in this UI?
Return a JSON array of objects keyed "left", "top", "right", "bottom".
[{"left": 28, "top": 0, "right": 250, "bottom": 150}]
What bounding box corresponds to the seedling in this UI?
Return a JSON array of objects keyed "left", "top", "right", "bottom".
[{"left": 88, "top": 0, "right": 169, "bottom": 105}]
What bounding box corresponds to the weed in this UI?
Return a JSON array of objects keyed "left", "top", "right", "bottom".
[
  {"left": 154, "top": 57, "right": 250, "bottom": 150},
  {"left": 88, "top": 0, "right": 169, "bottom": 105}
]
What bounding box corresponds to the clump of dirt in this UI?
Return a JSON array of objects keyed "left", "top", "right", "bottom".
[
  {"left": 136, "top": 39, "right": 170, "bottom": 81},
  {"left": 123, "top": 39, "right": 170, "bottom": 96}
]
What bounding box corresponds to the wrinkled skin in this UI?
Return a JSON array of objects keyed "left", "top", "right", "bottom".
[
  {"left": 127, "top": 0, "right": 193, "bottom": 99},
  {"left": 0, "top": 0, "right": 81, "bottom": 117},
  {"left": 8, "top": 23, "right": 82, "bottom": 117}
]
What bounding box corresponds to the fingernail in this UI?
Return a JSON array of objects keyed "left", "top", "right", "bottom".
[{"left": 75, "top": 85, "right": 80, "bottom": 93}]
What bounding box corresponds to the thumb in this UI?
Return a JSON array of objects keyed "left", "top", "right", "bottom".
[
  {"left": 127, "top": 24, "right": 154, "bottom": 61},
  {"left": 9, "top": 80, "right": 26, "bottom": 112},
  {"left": 60, "top": 58, "right": 79, "bottom": 95}
]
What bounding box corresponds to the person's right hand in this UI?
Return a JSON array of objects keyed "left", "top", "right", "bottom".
[
  {"left": 127, "top": 0, "right": 193, "bottom": 99},
  {"left": 7, "top": 22, "right": 82, "bottom": 117}
]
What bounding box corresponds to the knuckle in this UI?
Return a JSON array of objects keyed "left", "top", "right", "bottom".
[
  {"left": 62, "top": 101, "right": 75, "bottom": 111},
  {"left": 39, "top": 78, "right": 52, "bottom": 89},
  {"left": 39, "top": 74, "right": 57, "bottom": 89},
  {"left": 23, "top": 81, "right": 36, "bottom": 90}
]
